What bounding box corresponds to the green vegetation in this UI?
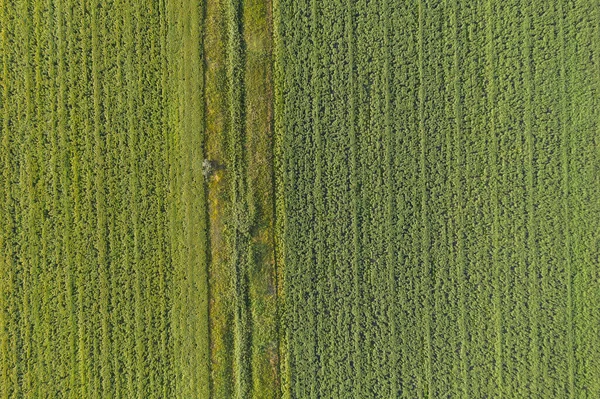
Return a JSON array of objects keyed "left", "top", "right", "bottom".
[
  {"left": 204, "top": 0, "right": 279, "bottom": 397},
  {"left": 0, "top": 0, "right": 207, "bottom": 397},
  {"left": 2, "top": 0, "right": 600, "bottom": 398},
  {"left": 278, "top": 0, "right": 600, "bottom": 397}
]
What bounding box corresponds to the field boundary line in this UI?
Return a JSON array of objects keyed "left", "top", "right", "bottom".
[
  {"left": 225, "top": 0, "right": 251, "bottom": 396},
  {"left": 0, "top": 0, "right": 9, "bottom": 394}
]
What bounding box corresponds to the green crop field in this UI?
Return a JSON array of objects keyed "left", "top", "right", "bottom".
[
  {"left": 1, "top": 0, "right": 599, "bottom": 398},
  {"left": 278, "top": 1, "right": 600, "bottom": 397}
]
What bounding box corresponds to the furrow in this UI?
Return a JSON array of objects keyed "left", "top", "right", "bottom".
[
  {"left": 417, "top": 1, "right": 433, "bottom": 396},
  {"left": 522, "top": 2, "right": 540, "bottom": 395},
  {"left": 558, "top": 1, "right": 575, "bottom": 396},
  {"left": 452, "top": 1, "right": 468, "bottom": 394},
  {"left": 64, "top": 1, "right": 81, "bottom": 395},
  {"left": 485, "top": 0, "right": 503, "bottom": 393},
  {"left": 383, "top": 0, "right": 397, "bottom": 395},
  {"left": 347, "top": 0, "right": 362, "bottom": 395}
]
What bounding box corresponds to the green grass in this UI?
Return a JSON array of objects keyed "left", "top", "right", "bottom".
[
  {"left": 204, "top": 0, "right": 279, "bottom": 397},
  {"left": 2, "top": 0, "right": 600, "bottom": 398}
]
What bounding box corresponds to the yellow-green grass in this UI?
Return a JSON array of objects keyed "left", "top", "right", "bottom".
[
  {"left": 0, "top": 0, "right": 208, "bottom": 397},
  {"left": 204, "top": 0, "right": 235, "bottom": 396},
  {"left": 204, "top": 0, "right": 279, "bottom": 397},
  {"left": 243, "top": 0, "right": 279, "bottom": 397}
]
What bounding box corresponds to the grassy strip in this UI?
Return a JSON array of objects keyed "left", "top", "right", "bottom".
[
  {"left": 205, "top": 0, "right": 279, "bottom": 397},
  {"left": 204, "top": 0, "right": 235, "bottom": 396},
  {"left": 224, "top": 0, "right": 253, "bottom": 397},
  {"left": 172, "top": 0, "right": 210, "bottom": 397},
  {"left": 242, "top": 0, "right": 279, "bottom": 397}
]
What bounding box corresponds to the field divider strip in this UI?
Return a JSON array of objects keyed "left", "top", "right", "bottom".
[
  {"left": 271, "top": 0, "right": 290, "bottom": 394},
  {"left": 0, "top": 0, "right": 9, "bottom": 394},
  {"left": 226, "top": 0, "right": 251, "bottom": 396}
]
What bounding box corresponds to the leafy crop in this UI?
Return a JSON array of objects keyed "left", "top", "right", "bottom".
[
  {"left": 2, "top": 0, "right": 599, "bottom": 398},
  {"left": 0, "top": 0, "right": 208, "bottom": 397},
  {"left": 277, "top": 0, "right": 600, "bottom": 397}
]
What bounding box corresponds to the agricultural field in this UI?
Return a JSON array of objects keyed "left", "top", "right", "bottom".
[
  {"left": 1, "top": 0, "right": 600, "bottom": 398},
  {"left": 0, "top": 0, "right": 208, "bottom": 397},
  {"left": 278, "top": 0, "right": 600, "bottom": 397}
]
